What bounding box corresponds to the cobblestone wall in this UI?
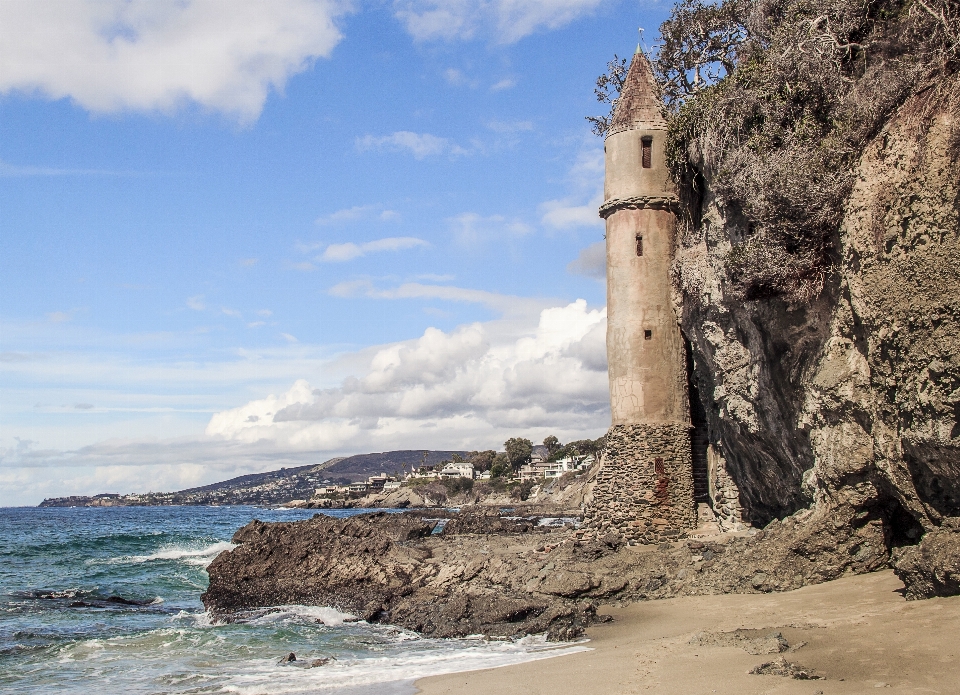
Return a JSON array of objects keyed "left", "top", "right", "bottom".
[
  {"left": 708, "top": 446, "right": 746, "bottom": 530},
  {"left": 585, "top": 422, "right": 696, "bottom": 544}
]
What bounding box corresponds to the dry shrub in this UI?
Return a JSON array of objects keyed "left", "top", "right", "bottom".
[{"left": 654, "top": 0, "right": 959, "bottom": 302}]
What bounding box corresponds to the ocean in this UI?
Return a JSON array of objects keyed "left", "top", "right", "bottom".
[{"left": 0, "top": 506, "right": 587, "bottom": 694}]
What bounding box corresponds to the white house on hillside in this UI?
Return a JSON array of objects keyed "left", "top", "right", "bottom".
[{"left": 439, "top": 462, "right": 475, "bottom": 479}]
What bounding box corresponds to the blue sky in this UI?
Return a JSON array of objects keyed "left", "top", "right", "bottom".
[{"left": 0, "top": 0, "right": 671, "bottom": 505}]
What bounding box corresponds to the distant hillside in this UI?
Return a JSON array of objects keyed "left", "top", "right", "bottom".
[
  {"left": 37, "top": 449, "right": 469, "bottom": 508},
  {"left": 323, "top": 450, "right": 467, "bottom": 481}
]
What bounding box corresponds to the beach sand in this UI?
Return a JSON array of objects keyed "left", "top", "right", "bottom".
[{"left": 416, "top": 570, "right": 960, "bottom": 694}]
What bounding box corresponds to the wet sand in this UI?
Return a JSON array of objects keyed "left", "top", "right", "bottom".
[{"left": 416, "top": 570, "right": 960, "bottom": 694}]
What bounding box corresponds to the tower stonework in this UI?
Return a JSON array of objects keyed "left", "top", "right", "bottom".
[{"left": 584, "top": 50, "right": 696, "bottom": 544}]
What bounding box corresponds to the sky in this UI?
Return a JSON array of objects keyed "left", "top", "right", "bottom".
[{"left": 0, "top": 0, "right": 672, "bottom": 506}]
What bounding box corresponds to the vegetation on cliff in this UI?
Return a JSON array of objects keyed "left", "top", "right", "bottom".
[
  {"left": 659, "top": 0, "right": 959, "bottom": 302},
  {"left": 593, "top": 0, "right": 958, "bottom": 302}
]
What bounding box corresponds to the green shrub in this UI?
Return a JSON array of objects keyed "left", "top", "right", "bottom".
[{"left": 441, "top": 477, "right": 474, "bottom": 495}]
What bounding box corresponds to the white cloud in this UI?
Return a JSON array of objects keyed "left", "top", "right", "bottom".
[
  {"left": 540, "top": 195, "right": 603, "bottom": 229},
  {"left": 320, "top": 236, "right": 429, "bottom": 262},
  {"left": 221, "top": 307, "right": 242, "bottom": 318},
  {"left": 540, "top": 144, "right": 604, "bottom": 229},
  {"left": 356, "top": 131, "right": 469, "bottom": 159},
  {"left": 315, "top": 204, "right": 401, "bottom": 225},
  {"left": 281, "top": 332, "right": 299, "bottom": 343},
  {"left": 0, "top": 299, "right": 609, "bottom": 505},
  {"left": 46, "top": 311, "right": 70, "bottom": 323},
  {"left": 186, "top": 295, "right": 205, "bottom": 311},
  {"left": 567, "top": 241, "right": 606, "bottom": 279},
  {"left": 449, "top": 212, "right": 533, "bottom": 247},
  {"left": 206, "top": 300, "right": 608, "bottom": 451},
  {"left": 394, "top": 0, "right": 606, "bottom": 43},
  {"left": 327, "top": 279, "right": 544, "bottom": 316},
  {"left": 239, "top": 257, "right": 259, "bottom": 267},
  {"left": 0, "top": 0, "right": 348, "bottom": 120},
  {"left": 490, "top": 78, "right": 516, "bottom": 91},
  {"left": 443, "top": 67, "right": 479, "bottom": 87}
]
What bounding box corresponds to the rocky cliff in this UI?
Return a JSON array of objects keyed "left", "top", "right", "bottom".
[{"left": 674, "top": 72, "right": 960, "bottom": 592}]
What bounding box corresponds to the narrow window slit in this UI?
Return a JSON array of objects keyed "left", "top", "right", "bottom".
[
  {"left": 636, "top": 234, "right": 643, "bottom": 256},
  {"left": 641, "top": 137, "right": 652, "bottom": 169},
  {"left": 644, "top": 329, "right": 652, "bottom": 340}
]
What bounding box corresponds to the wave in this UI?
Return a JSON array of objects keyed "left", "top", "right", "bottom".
[
  {"left": 102, "top": 541, "right": 234, "bottom": 568},
  {"left": 218, "top": 632, "right": 591, "bottom": 695},
  {"left": 240, "top": 605, "right": 360, "bottom": 627}
]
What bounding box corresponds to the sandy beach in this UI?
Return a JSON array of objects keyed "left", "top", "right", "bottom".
[{"left": 416, "top": 570, "right": 960, "bottom": 695}]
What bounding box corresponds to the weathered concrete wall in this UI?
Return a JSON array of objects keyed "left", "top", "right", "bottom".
[
  {"left": 585, "top": 423, "right": 695, "bottom": 544},
  {"left": 605, "top": 205, "right": 690, "bottom": 425}
]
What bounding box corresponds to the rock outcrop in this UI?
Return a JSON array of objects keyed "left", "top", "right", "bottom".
[
  {"left": 893, "top": 517, "right": 960, "bottom": 599},
  {"left": 674, "top": 75, "right": 960, "bottom": 581},
  {"left": 203, "top": 511, "right": 600, "bottom": 640},
  {"left": 203, "top": 505, "right": 900, "bottom": 640}
]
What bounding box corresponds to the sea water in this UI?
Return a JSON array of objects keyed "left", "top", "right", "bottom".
[{"left": 0, "top": 506, "right": 587, "bottom": 694}]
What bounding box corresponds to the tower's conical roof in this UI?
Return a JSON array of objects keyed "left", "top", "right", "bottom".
[{"left": 607, "top": 49, "right": 667, "bottom": 136}]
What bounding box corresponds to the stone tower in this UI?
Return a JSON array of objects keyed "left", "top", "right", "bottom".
[{"left": 585, "top": 48, "right": 696, "bottom": 544}]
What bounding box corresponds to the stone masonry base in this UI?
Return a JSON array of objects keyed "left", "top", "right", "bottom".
[{"left": 585, "top": 422, "right": 696, "bottom": 544}]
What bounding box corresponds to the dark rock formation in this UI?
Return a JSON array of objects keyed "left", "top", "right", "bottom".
[
  {"left": 893, "top": 517, "right": 960, "bottom": 599},
  {"left": 202, "top": 512, "right": 601, "bottom": 640}
]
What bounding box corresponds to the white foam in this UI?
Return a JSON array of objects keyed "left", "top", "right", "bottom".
[
  {"left": 246, "top": 605, "right": 359, "bottom": 627},
  {"left": 218, "top": 634, "right": 590, "bottom": 694},
  {"left": 101, "top": 541, "right": 235, "bottom": 568}
]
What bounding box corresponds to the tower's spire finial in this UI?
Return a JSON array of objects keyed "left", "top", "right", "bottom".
[{"left": 636, "top": 27, "right": 644, "bottom": 54}]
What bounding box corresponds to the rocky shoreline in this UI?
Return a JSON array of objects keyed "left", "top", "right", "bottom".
[{"left": 201, "top": 504, "right": 959, "bottom": 641}]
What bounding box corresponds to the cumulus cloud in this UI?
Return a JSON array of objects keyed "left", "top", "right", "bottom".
[
  {"left": 489, "top": 78, "right": 516, "bottom": 91},
  {"left": 206, "top": 300, "right": 608, "bottom": 451},
  {"left": 0, "top": 300, "right": 609, "bottom": 504},
  {"left": 320, "top": 236, "right": 429, "bottom": 262},
  {"left": 394, "top": 0, "right": 607, "bottom": 43},
  {"left": 356, "top": 131, "right": 470, "bottom": 159},
  {"left": 0, "top": 0, "right": 347, "bottom": 119},
  {"left": 567, "top": 241, "right": 606, "bottom": 279}
]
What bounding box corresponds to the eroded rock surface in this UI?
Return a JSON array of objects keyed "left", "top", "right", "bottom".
[
  {"left": 893, "top": 517, "right": 960, "bottom": 599},
  {"left": 674, "top": 74, "right": 960, "bottom": 570},
  {"left": 203, "top": 506, "right": 900, "bottom": 640},
  {"left": 202, "top": 512, "right": 600, "bottom": 640}
]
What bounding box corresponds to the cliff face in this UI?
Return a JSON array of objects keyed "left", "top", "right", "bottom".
[{"left": 676, "top": 78, "right": 960, "bottom": 548}]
